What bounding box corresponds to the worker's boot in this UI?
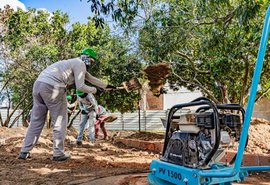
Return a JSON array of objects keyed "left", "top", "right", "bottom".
[
  {"left": 89, "top": 139, "right": 95, "bottom": 146},
  {"left": 18, "top": 152, "right": 31, "bottom": 160},
  {"left": 76, "top": 140, "right": 82, "bottom": 146},
  {"left": 89, "top": 142, "right": 94, "bottom": 147},
  {"left": 85, "top": 142, "right": 94, "bottom": 147},
  {"left": 52, "top": 153, "right": 71, "bottom": 161}
]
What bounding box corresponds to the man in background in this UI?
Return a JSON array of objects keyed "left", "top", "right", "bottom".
[{"left": 76, "top": 90, "right": 98, "bottom": 146}]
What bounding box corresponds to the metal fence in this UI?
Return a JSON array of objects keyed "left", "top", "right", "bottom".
[
  {"left": 0, "top": 108, "right": 193, "bottom": 131},
  {"left": 103, "top": 110, "right": 168, "bottom": 131}
]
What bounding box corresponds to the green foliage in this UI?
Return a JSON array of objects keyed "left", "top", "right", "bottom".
[
  {"left": 137, "top": 0, "right": 270, "bottom": 105},
  {"left": 1, "top": 0, "right": 269, "bottom": 128},
  {"left": 82, "top": 0, "right": 139, "bottom": 28},
  {"left": 89, "top": 36, "right": 142, "bottom": 113},
  {"left": 0, "top": 6, "right": 142, "bottom": 127}
]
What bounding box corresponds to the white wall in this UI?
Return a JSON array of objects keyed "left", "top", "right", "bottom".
[{"left": 163, "top": 87, "right": 203, "bottom": 110}]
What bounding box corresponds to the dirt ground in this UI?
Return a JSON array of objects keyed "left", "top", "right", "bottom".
[
  {"left": 0, "top": 127, "right": 157, "bottom": 185},
  {"left": 245, "top": 118, "right": 270, "bottom": 154},
  {"left": 0, "top": 121, "right": 269, "bottom": 185}
]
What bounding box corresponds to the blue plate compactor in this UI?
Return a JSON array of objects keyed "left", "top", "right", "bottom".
[{"left": 148, "top": 6, "right": 270, "bottom": 185}]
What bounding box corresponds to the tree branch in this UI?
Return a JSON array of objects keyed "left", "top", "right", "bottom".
[
  {"left": 255, "top": 86, "right": 270, "bottom": 102},
  {"left": 0, "top": 111, "right": 3, "bottom": 127},
  {"left": 194, "top": 79, "right": 219, "bottom": 103},
  {"left": 9, "top": 102, "right": 32, "bottom": 128},
  {"left": 176, "top": 51, "right": 210, "bottom": 74},
  {"left": 0, "top": 76, "right": 13, "bottom": 94},
  {"left": 4, "top": 93, "right": 26, "bottom": 127},
  {"left": 171, "top": 65, "right": 219, "bottom": 103}
]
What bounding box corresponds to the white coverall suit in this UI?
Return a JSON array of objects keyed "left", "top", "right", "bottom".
[
  {"left": 77, "top": 93, "right": 98, "bottom": 143},
  {"left": 20, "top": 57, "right": 107, "bottom": 157}
]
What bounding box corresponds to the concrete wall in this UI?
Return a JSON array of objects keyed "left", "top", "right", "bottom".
[
  {"left": 144, "top": 93, "right": 163, "bottom": 110},
  {"left": 253, "top": 98, "right": 270, "bottom": 120}
]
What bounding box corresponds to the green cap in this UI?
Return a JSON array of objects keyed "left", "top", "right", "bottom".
[
  {"left": 76, "top": 90, "right": 85, "bottom": 96},
  {"left": 81, "top": 48, "right": 97, "bottom": 60},
  {"left": 66, "top": 95, "right": 72, "bottom": 101}
]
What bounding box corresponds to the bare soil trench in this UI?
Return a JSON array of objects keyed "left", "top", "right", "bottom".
[{"left": 0, "top": 126, "right": 269, "bottom": 185}]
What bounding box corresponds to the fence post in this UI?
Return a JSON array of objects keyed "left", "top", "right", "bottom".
[
  {"left": 121, "top": 113, "right": 124, "bottom": 130},
  {"left": 138, "top": 101, "right": 141, "bottom": 132},
  {"left": 144, "top": 110, "right": 147, "bottom": 131},
  {"left": 17, "top": 109, "right": 20, "bottom": 127}
]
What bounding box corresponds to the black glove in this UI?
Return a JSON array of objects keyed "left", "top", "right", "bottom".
[
  {"left": 95, "top": 87, "right": 105, "bottom": 95},
  {"left": 81, "top": 110, "right": 88, "bottom": 114},
  {"left": 153, "top": 87, "right": 167, "bottom": 97},
  {"left": 160, "top": 87, "right": 168, "bottom": 94},
  {"left": 106, "top": 84, "right": 117, "bottom": 89}
]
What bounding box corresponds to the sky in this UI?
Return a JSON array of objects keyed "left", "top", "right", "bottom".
[
  {"left": 0, "top": 0, "right": 94, "bottom": 24},
  {"left": 0, "top": 0, "right": 97, "bottom": 106}
]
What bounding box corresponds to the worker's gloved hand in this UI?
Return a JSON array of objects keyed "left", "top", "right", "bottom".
[
  {"left": 106, "top": 84, "right": 117, "bottom": 89},
  {"left": 160, "top": 87, "right": 168, "bottom": 94},
  {"left": 81, "top": 110, "right": 88, "bottom": 114},
  {"left": 95, "top": 87, "right": 105, "bottom": 95}
]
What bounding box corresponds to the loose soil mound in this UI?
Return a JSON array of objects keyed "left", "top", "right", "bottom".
[
  {"left": 143, "top": 63, "right": 171, "bottom": 94},
  {"left": 245, "top": 118, "right": 270, "bottom": 154},
  {"left": 231, "top": 118, "right": 270, "bottom": 154}
]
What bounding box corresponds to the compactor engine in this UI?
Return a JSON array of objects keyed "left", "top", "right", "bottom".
[{"left": 162, "top": 101, "right": 244, "bottom": 168}]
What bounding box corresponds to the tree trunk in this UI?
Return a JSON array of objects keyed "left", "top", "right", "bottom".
[
  {"left": 0, "top": 112, "right": 3, "bottom": 127},
  {"left": 240, "top": 59, "right": 249, "bottom": 106},
  {"left": 4, "top": 96, "right": 25, "bottom": 127},
  {"left": 9, "top": 110, "right": 25, "bottom": 128},
  {"left": 220, "top": 84, "right": 230, "bottom": 104}
]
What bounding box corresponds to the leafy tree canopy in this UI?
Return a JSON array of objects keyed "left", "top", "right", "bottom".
[
  {"left": 82, "top": 0, "right": 270, "bottom": 105},
  {"left": 137, "top": 0, "right": 270, "bottom": 105},
  {"left": 0, "top": 6, "right": 142, "bottom": 127}
]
